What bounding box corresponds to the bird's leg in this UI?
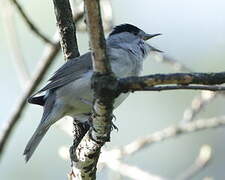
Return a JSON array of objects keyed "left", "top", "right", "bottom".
[
  {"left": 111, "top": 114, "right": 118, "bottom": 131},
  {"left": 69, "top": 118, "right": 90, "bottom": 163}
]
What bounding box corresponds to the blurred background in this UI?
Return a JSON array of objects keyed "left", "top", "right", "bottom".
[{"left": 1, "top": 0, "right": 225, "bottom": 179}]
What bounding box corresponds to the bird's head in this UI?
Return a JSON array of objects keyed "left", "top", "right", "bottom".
[
  {"left": 107, "top": 24, "right": 162, "bottom": 55},
  {"left": 108, "top": 23, "right": 161, "bottom": 42}
]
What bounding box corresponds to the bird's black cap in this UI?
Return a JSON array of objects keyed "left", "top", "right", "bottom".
[{"left": 109, "top": 24, "right": 141, "bottom": 36}]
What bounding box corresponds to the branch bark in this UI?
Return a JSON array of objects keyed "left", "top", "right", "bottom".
[
  {"left": 53, "top": 0, "right": 80, "bottom": 60},
  {"left": 131, "top": 85, "right": 225, "bottom": 92},
  {"left": 71, "top": 0, "right": 117, "bottom": 179},
  {"left": 52, "top": 0, "right": 108, "bottom": 179},
  {"left": 84, "top": 0, "right": 111, "bottom": 73},
  {"left": 119, "top": 72, "right": 225, "bottom": 92}
]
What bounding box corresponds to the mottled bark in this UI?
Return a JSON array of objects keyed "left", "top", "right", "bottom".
[
  {"left": 119, "top": 72, "right": 225, "bottom": 92},
  {"left": 84, "top": 0, "right": 111, "bottom": 73},
  {"left": 71, "top": 0, "right": 117, "bottom": 179},
  {"left": 53, "top": 0, "right": 80, "bottom": 60}
]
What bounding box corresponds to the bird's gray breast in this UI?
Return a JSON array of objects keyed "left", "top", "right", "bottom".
[{"left": 109, "top": 47, "right": 143, "bottom": 77}]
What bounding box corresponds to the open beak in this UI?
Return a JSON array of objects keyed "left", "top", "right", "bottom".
[{"left": 143, "top": 33, "right": 162, "bottom": 41}]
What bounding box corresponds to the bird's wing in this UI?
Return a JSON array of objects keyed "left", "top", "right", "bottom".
[
  {"left": 39, "top": 52, "right": 92, "bottom": 93},
  {"left": 28, "top": 52, "right": 92, "bottom": 105}
]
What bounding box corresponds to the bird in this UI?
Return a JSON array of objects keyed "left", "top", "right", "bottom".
[{"left": 23, "top": 23, "right": 161, "bottom": 162}]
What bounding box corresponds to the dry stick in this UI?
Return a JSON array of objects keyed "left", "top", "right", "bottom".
[
  {"left": 100, "top": 119, "right": 215, "bottom": 164},
  {"left": 0, "top": 41, "right": 60, "bottom": 158},
  {"left": 53, "top": 0, "right": 80, "bottom": 60},
  {"left": 0, "top": 13, "right": 84, "bottom": 159},
  {"left": 10, "top": 0, "right": 53, "bottom": 45},
  {"left": 52, "top": 0, "right": 89, "bottom": 177},
  {"left": 135, "top": 85, "right": 225, "bottom": 92},
  {"left": 84, "top": 0, "right": 111, "bottom": 73},
  {"left": 119, "top": 72, "right": 225, "bottom": 92},
  {"left": 151, "top": 55, "right": 221, "bottom": 122},
  {"left": 84, "top": 0, "right": 114, "bottom": 141},
  {"left": 1, "top": 1, "right": 30, "bottom": 86},
  {"left": 182, "top": 91, "right": 217, "bottom": 123},
  {"left": 153, "top": 53, "right": 220, "bottom": 123},
  {"left": 120, "top": 116, "right": 225, "bottom": 157},
  {"left": 99, "top": 150, "right": 166, "bottom": 180},
  {"left": 176, "top": 145, "right": 212, "bottom": 180},
  {"left": 105, "top": 159, "right": 165, "bottom": 180},
  {"left": 52, "top": 0, "right": 99, "bottom": 179},
  {"left": 153, "top": 52, "right": 193, "bottom": 72},
  {"left": 71, "top": 0, "right": 115, "bottom": 179}
]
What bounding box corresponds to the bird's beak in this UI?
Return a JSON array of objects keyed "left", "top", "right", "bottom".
[{"left": 143, "top": 33, "right": 162, "bottom": 41}]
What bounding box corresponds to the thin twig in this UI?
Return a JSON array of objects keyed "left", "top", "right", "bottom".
[
  {"left": 176, "top": 145, "right": 212, "bottom": 180},
  {"left": 135, "top": 85, "right": 225, "bottom": 92},
  {"left": 98, "top": 149, "right": 166, "bottom": 180},
  {"left": 0, "top": 12, "right": 84, "bottom": 159},
  {"left": 1, "top": 0, "right": 30, "bottom": 86},
  {"left": 10, "top": 0, "right": 54, "bottom": 45},
  {"left": 120, "top": 116, "right": 225, "bottom": 156},
  {"left": 105, "top": 159, "right": 165, "bottom": 180},
  {"left": 0, "top": 40, "right": 60, "bottom": 159},
  {"left": 182, "top": 91, "right": 217, "bottom": 123},
  {"left": 153, "top": 52, "right": 221, "bottom": 124},
  {"left": 153, "top": 52, "right": 192, "bottom": 72}
]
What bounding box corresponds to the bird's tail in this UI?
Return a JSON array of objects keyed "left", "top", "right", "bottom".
[{"left": 23, "top": 124, "right": 49, "bottom": 162}]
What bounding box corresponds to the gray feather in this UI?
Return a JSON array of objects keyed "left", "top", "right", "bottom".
[
  {"left": 38, "top": 53, "right": 92, "bottom": 93},
  {"left": 24, "top": 93, "right": 56, "bottom": 161},
  {"left": 28, "top": 52, "right": 92, "bottom": 102},
  {"left": 23, "top": 125, "right": 49, "bottom": 162},
  {"left": 50, "top": 53, "right": 92, "bottom": 81},
  {"left": 41, "top": 92, "right": 56, "bottom": 123}
]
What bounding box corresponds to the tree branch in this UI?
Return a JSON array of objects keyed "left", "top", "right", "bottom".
[
  {"left": 52, "top": 0, "right": 109, "bottom": 179},
  {"left": 120, "top": 116, "right": 225, "bottom": 156},
  {"left": 0, "top": 12, "right": 84, "bottom": 159},
  {"left": 152, "top": 53, "right": 220, "bottom": 124},
  {"left": 182, "top": 91, "right": 217, "bottom": 123},
  {"left": 71, "top": 0, "right": 116, "bottom": 179},
  {"left": 1, "top": 1, "right": 30, "bottom": 86},
  {"left": 10, "top": 0, "right": 53, "bottom": 44},
  {"left": 119, "top": 72, "right": 225, "bottom": 92},
  {"left": 176, "top": 145, "right": 212, "bottom": 180},
  {"left": 133, "top": 85, "right": 225, "bottom": 92},
  {"left": 0, "top": 41, "right": 60, "bottom": 159},
  {"left": 84, "top": 0, "right": 111, "bottom": 73},
  {"left": 53, "top": 0, "right": 80, "bottom": 60},
  {"left": 153, "top": 52, "right": 192, "bottom": 72},
  {"left": 99, "top": 150, "right": 166, "bottom": 180},
  {"left": 105, "top": 159, "right": 165, "bottom": 180}
]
